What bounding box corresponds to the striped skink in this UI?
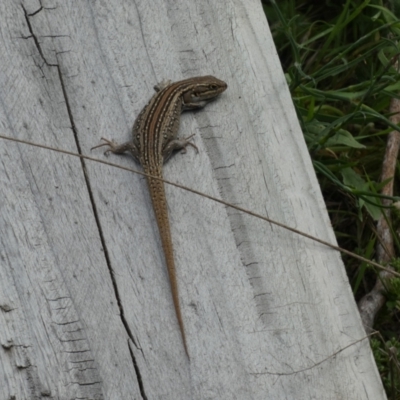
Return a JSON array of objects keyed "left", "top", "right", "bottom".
[{"left": 93, "top": 76, "right": 227, "bottom": 358}]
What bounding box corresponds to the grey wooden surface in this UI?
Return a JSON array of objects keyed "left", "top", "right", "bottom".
[{"left": 0, "top": 0, "right": 386, "bottom": 399}]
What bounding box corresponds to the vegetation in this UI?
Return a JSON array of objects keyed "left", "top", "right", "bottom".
[{"left": 262, "top": 0, "right": 400, "bottom": 397}]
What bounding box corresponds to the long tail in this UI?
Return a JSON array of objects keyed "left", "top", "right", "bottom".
[{"left": 144, "top": 167, "right": 189, "bottom": 358}]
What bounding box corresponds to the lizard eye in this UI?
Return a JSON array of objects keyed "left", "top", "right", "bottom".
[{"left": 209, "top": 84, "right": 218, "bottom": 90}]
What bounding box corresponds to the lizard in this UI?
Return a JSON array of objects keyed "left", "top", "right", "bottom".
[{"left": 92, "top": 76, "right": 227, "bottom": 358}]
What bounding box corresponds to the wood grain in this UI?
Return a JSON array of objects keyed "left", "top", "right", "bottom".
[{"left": 0, "top": 0, "right": 386, "bottom": 399}]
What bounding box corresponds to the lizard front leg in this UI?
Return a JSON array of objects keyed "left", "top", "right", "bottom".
[
  {"left": 154, "top": 79, "right": 172, "bottom": 92},
  {"left": 162, "top": 134, "right": 199, "bottom": 160}
]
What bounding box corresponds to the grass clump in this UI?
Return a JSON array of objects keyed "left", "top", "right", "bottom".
[{"left": 263, "top": 1, "right": 400, "bottom": 397}]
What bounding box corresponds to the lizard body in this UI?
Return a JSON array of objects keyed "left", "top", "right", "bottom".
[{"left": 93, "top": 76, "right": 227, "bottom": 357}]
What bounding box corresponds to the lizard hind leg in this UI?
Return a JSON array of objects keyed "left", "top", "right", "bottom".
[{"left": 91, "top": 137, "right": 140, "bottom": 158}]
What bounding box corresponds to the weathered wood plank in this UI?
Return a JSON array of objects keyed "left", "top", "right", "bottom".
[{"left": 0, "top": 0, "right": 386, "bottom": 399}]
